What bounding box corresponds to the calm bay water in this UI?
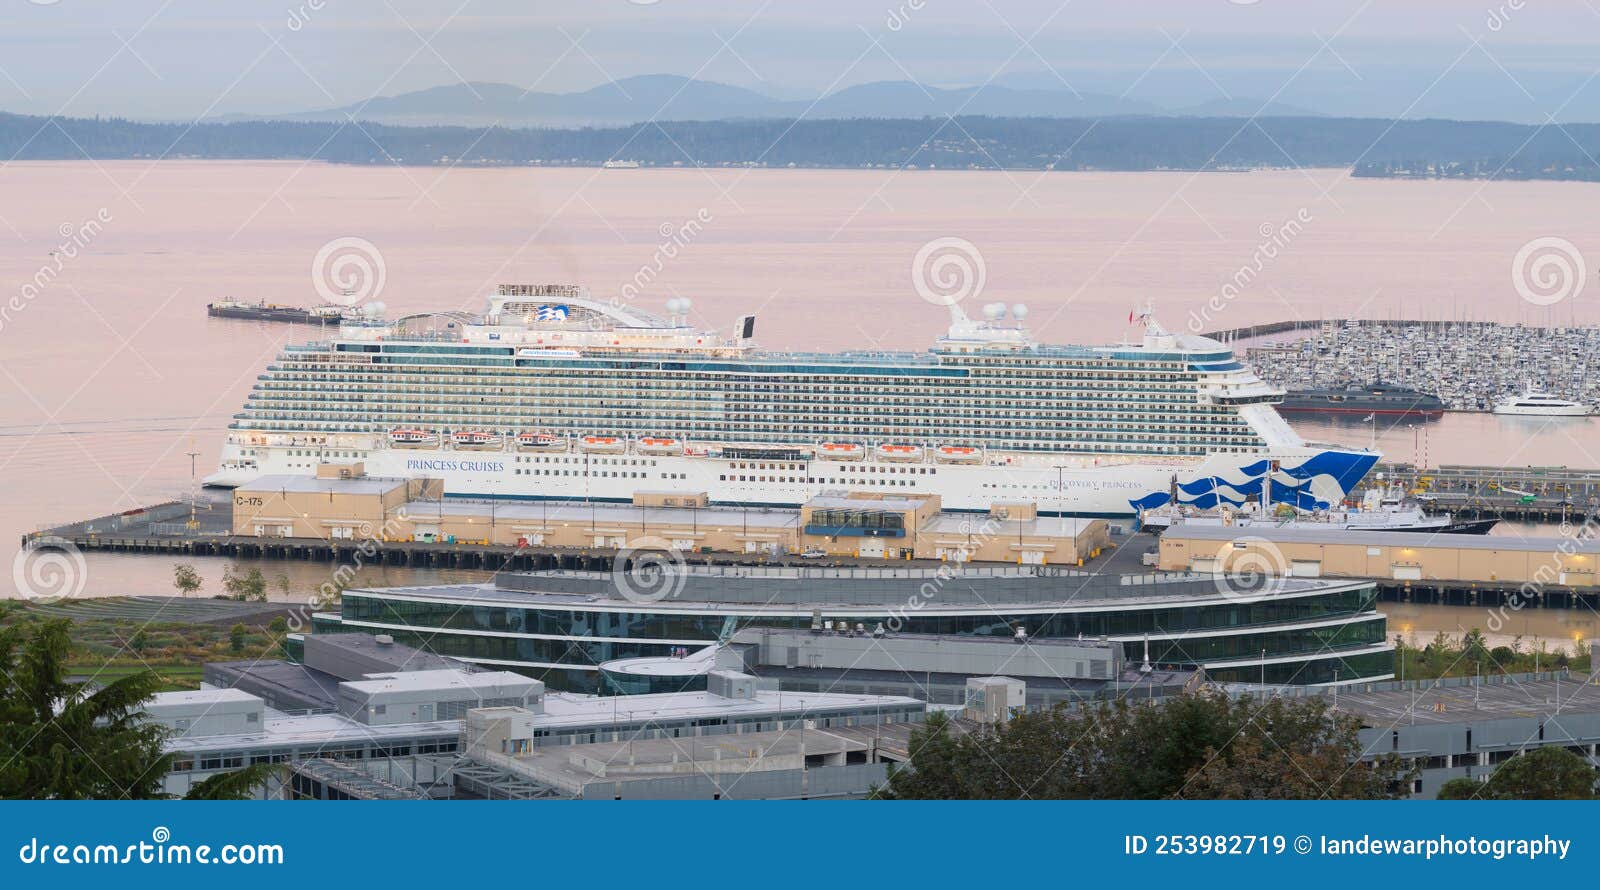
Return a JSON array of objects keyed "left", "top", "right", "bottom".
[{"left": 1, "top": 162, "right": 1595, "bottom": 642}]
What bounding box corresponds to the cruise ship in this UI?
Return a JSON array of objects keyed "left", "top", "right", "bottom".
[{"left": 205, "top": 284, "right": 1380, "bottom": 517}]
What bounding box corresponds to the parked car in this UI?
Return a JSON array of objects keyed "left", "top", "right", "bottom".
[{"left": 801, "top": 548, "right": 827, "bottom": 559}]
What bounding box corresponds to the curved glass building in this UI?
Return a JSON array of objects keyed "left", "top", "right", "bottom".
[{"left": 314, "top": 566, "right": 1392, "bottom": 692}]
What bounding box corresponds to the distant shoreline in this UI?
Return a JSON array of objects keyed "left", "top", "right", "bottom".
[{"left": 6, "top": 111, "right": 1600, "bottom": 181}]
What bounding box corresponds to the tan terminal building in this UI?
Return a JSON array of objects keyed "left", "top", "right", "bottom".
[
  {"left": 231, "top": 468, "right": 1110, "bottom": 565},
  {"left": 1159, "top": 525, "right": 1598, "bottom": 588}
]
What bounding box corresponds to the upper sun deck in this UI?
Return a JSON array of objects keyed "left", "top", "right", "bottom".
[{"left": 320, "top": 285, "right": 1239, "bottom": 371}]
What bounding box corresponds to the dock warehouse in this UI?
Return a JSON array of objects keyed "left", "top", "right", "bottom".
[
  {"left": 1159, "top": 525, "right": 1598, "bottom": 590},
  {"left": 229, "top": 470, "right": 1110, "bottom": 564}
]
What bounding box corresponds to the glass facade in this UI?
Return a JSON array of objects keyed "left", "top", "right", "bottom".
[
  {"left": 341, "top": 585, "right": 1378, "bottom": 640},
  {"left": 326, "top": 584, "right": 1390, "bottom": 692}
]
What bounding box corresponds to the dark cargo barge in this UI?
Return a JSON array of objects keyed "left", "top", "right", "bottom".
[{"left": 207, "top": 299, "right": 351, "bottom": 325}]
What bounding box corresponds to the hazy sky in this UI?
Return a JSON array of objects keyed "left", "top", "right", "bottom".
[{"left": 5, "top": 1, "right": 1600, "bottom": 121}]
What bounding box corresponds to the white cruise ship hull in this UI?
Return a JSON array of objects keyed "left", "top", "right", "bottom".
[{"left": 206, "top": 442, "right": 1377, "bottom": 517}]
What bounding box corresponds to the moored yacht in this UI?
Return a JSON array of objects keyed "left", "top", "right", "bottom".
[{"left": 1492, "top": 391, "right": 1589, "bottom": 417}]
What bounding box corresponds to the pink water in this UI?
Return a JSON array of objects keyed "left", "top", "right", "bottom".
[{"left": 1, "top": 161, "right": 1595, "bottom": 641}]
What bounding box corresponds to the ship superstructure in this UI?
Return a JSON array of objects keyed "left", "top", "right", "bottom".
[{"left": 207, "top": 284, "right": 1379, "bottom": 516}]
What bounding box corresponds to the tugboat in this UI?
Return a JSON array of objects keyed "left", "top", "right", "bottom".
[{"left": 1276, "top": 381, "right": 1445, "bottom": 419}]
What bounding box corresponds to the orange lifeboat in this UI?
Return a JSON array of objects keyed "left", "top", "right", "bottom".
[
  {"left": 452, "top": 430, "right": 502, "bottom": 450},
  {"left": 636, "top": 437, "right": 684, "bottom": 455},
  {"left": 516, "top": 431, "right": 567, "bottom": 452},
  {"left": 934, "top": 445, "right": 983, "bottom": 464},
  {"left": 875, "top": 443, "right": 924, "bottom": 463},
  {"left": 817, "top": 442, "right": 865, "bottom": 461},
  {"left": 579, "top": 435, "right": 627, "bottom": 454},
  {"left": 390, "top": 428, "right": 438, "bottom": 448}
]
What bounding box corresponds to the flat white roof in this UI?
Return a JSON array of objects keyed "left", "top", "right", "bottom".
[
  {"left": 340, "top": 668, "right": 540, "bottom": 697},
  {"left": 165, "top": 710, "right": 460, "bottom": 755},
  {"left": 148, "top": 688, "right": 262, "bottom": 709},
  {"left": 163, "top": 690, "right": 921, "bottom": 754},
  {"left": 532, "top": 688, "right": 922, "bottom": 731}
]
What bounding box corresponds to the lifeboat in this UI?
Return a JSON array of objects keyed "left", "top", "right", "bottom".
[
  {"left": 934, "top": 445, "right": 983, "bottom": 464},
  {"left": 817, "top": 442, "right": 865, "bottom": 461},
  {"left": 875, "top": 443, "right": 924, "bottom": 463},
  {"left": 390, "top": 428, "right": 438, "bottom": 448},
  {"left": 636, "top": 437, "right": 684, "bottom": 455},
  {"left": 579, "top": 435, "right": 627, "bottom": 454},
  {"left": 516, "top": 431, "right": 568, "bottom": 452},
  {"left": 452, "top": 430, "right": 502, "bottom": 450}
]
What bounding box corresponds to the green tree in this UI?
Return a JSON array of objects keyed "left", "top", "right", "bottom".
[
  {"left": 1461, "top": 629, "right": 1491, "bottom": 673},
  {"left": 876, "top": 691, "right": 1410, "bottom": 800},
  {"left": 228, "top": 622, "right": 248, "bottom": 653},
  {"left": 129, "top": 629, "right": 150, "bottom": 652},
  {"left": 221, "top": 566, "right": 267, "bottom": 602},
  {"left": 273, "top": 573, "right": 292, "bottom": 599},
  {"left": 181, "top": 763, "right": 283, "bottom": 800},
  {"left": 0, "top": 620, "right": 171, "bottom": 799},
  {"left": 0, "top": 620, "right": 282, "bottom": 800},
  {"left": 1435, "top": 777, "right": 1486, "bottom": 800},
  {"left": 1442, "top": 747, "right": 1597, "bottom": 800},
  {"left": 267, "top": 615, "right": 288, "bottom": 636},
  {"left": 172, "top": 563, "right": 202, "bottom": 597}
]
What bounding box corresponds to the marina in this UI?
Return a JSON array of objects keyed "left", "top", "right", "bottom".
[{"left": 1243, "top": 320, "right": 1600, "bottom": 414}]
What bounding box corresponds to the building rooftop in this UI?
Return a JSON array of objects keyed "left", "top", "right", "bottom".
[
  {"left": 301, "top": 632, "right": 470, "bottom": 677},
  {"left": 805, "top": 493, "right": 930, "bottom": 511},
  {"left": 349, "top": 566, "right": 1369, "bottom": 613},
  {"left": 1330, "top": 674, "right": 1600, "bottom": 726},
  {"left": 402, "top": 498, "right": 800, "bottom": 530},
  {"left": 166, "top": 709, "right": 461, "bottom": 755},
  {"left": 921, "top": 514, "right": 1101, "bottom": 537},
  {"left": 147, "top": 688, "right": 261, "bottom": 710},
  {"left": 533, "top": 688, "right": 921, "bottom": 731},
  {"left": 1163, "top": 524, "right": 1600, "bottom": 553},
  {"left": 204, "top": 659, "right": 341, "bottom": 712},
  {"left": 339, "top": 668, "right": 540, "bottom": 698},
  {"left": 239, "top": 474, "right": 411, "bottom": 495}
]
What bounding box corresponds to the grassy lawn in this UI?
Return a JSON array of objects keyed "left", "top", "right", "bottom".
[{"left": 4, "top": 600, "right": 286, "bottom": 692}]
